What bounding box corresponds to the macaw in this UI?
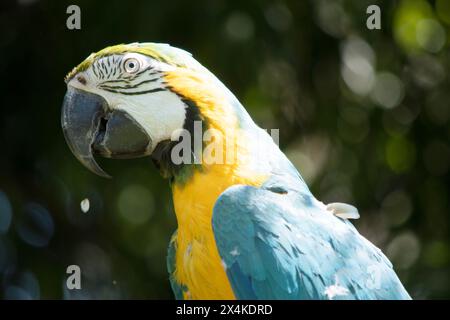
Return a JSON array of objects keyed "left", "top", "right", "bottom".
[{"left": 61, "top": 42, "right": 411, "bottom": 300}]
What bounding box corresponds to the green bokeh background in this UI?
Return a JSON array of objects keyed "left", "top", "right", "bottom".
[{"left": 0, "top": 0, "right": 449, "bottom": 299}]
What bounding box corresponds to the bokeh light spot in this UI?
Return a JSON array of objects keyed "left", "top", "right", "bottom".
[
  {"left": 225, "top": 12, "right": 254, "bottom": 41},
  {"left": 3, "top": 271, "right": 40, "bottom": 300},
  {"left": 341, "top": 37, "right": 376, "bottom": 96},
  {"left": 381, "top": 190, "right": 413, "bottom": 227},
  {"left": 80, "top": 198, "right": 90, "bottom": 213},
  {"left": 315, "top": 0, "right": 350, "bottom": 38},
  {"left": 410, "top": 54, "right": 445, "bottom": 88},
  {"left": 117, "top": 185, "right": 154, "bottom": 226},
  {"left": 393, "top": 0, "right": 434, "bottom": 51},
  {"left": 385, "top": 137, "right": 416, "bottom": 173},
  {"left": 387, "top": 231, "right": 421, "bottom": 269},
  {"left": 416, "top": 19, "right": 446, "bottom": 53},
  {"left": 16, "top": 203, "right": 54, "bottom": 248},
  {"left": 370, "top": 72, "right": 405, "bottom": 109},
  {"left": 264, "top": 3, "right": 292, "bottom": 32}
]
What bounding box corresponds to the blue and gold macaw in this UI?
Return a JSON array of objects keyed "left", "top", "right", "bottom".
[{"left": 61, "top": 43, "right": 411, "bottom": 300}]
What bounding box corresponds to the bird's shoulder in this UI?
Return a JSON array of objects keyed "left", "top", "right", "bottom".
[{"left": 212, "top": 184, "right": 410, "bottom": 299}]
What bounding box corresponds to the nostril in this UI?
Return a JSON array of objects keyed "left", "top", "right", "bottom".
[{"left": 76, "top": 75, "right": 87, "bottom": 85}]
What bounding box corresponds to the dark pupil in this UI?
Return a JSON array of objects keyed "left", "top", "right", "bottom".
[{"left": 128, "top": 62, "right": 135, "bottom": 69}]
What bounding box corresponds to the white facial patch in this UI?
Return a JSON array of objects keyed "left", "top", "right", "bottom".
[{"left": 114, "top": 90, "right": 187, "bottom": 151}]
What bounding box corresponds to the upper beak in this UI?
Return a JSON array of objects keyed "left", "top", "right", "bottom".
[
  {"left": 61, "top": 86, "right": 110, "bottom": 178},
  {"left": 61, "top": 86, "right": 153, "bottom": 178}
]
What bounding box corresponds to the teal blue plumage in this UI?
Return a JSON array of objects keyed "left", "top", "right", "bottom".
[
  {"left": 212, "top": 173, "right": 411, "bottom": 299},
  {"left": 210, "top": 122, "right": 411, "bottom": 299}
]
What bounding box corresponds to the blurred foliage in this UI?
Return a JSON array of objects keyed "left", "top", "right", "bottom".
[{"left": 0, "top": 0, "right": 449, "bottom": 299}]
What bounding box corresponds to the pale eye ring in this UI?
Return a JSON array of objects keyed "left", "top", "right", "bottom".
[{"left": 123, "top": 58, "right": 140, "bottom": 73}]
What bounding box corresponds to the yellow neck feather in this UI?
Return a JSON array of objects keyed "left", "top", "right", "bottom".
[{"left": 165, "top": 69, "right": 267, "bottom": 299}]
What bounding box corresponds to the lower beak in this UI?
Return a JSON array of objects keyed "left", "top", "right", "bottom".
[{"left": 61, "top": 86, "right": 152, "bottom": 178}]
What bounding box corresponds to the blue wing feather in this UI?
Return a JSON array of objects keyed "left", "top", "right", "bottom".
[{"left": 212, "top": 184, "right": 411, "bottom": 300}]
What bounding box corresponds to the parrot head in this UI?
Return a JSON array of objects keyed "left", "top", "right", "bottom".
[{"left": 62, "top": 42, "right": 213, "bottom": 178}]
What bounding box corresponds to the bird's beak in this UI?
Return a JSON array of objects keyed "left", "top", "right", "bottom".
[{"left": 61, "top": 86, "right": 153, "bottom": 178}]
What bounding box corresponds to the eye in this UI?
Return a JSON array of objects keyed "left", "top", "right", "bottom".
[{"left": 124, "top": 58, "right": 140, "bottom": 73}]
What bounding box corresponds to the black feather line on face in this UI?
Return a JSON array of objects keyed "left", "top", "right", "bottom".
[
  {"left": 151, "top": 96, "right": 206, "bottom": 184},
  {"left": 92, "top": 64, "right": 99, "bottom": 78},
  {"left": 101, "top": 87, "right": 165, "bottom": 95},
  {"left": 99, "top": 77, "right": 160, "bottom": 90}
]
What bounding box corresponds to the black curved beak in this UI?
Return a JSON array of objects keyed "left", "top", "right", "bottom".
[{"left": 61, "top": 86, "right": 153, "bottom": 178}]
